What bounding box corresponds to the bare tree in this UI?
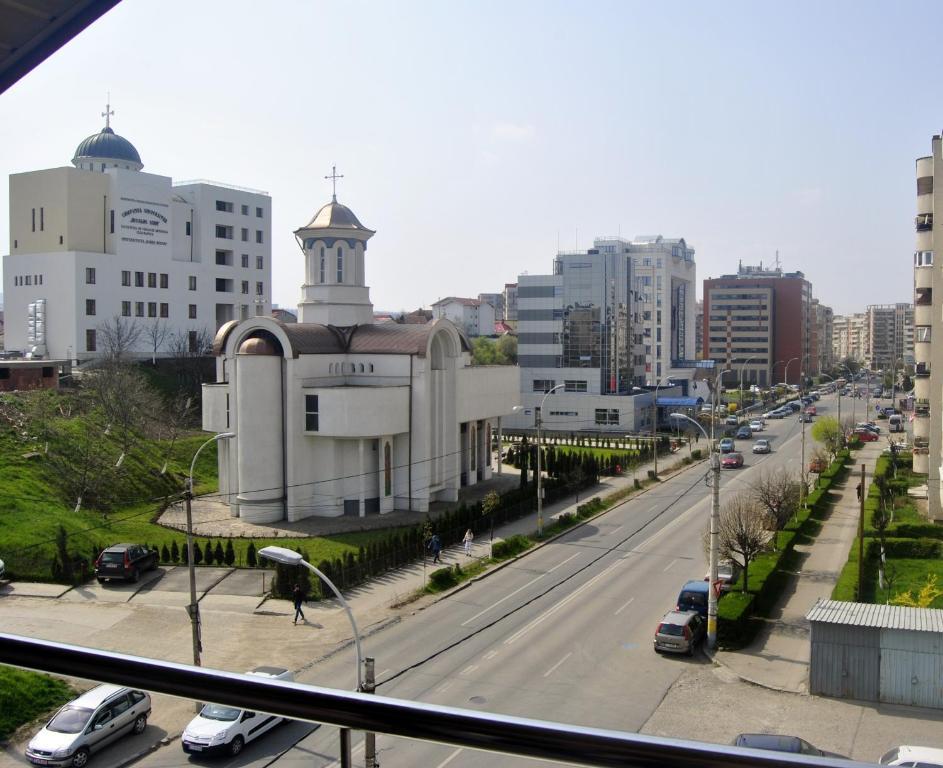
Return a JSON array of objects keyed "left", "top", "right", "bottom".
[
  {"left": 143, "top": 318, "right": 170, "bottom": 364},
  {"left": 83, "top": 362, "right": 161, "bottom": 456},
  {"left": 750, "top": 468, "right": 800, "bottom": 530},
  {"left": 97, "top": 316, "right": 142, "bottom": 361},
  {"left": 716, "top": 492, "right": 769, "bottom": 593}
]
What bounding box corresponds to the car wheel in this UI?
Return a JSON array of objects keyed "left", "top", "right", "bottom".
[
  {"left": 71, "top": 748, "right": 90, "bottom": 768},
  {"left": 132, "top": 713, "right": 148, "bottom": 734},
  {"left": 229, "top": 736, "right": 244, "bottom": 756}
]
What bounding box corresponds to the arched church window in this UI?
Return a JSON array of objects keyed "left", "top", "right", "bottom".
[
  {"left": 319, "top": 247, "right": 325, "bottom": 283},
  {"left": 369, "top": 364, "right": 374, "bottom": 373},
  {"left": 336, "top": 246, "right": 343, "bottom": 283},
  {"left": 359, "top": 363, "right": 365, "bottom": 373}
]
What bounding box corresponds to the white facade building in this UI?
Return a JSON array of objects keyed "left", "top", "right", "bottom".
[
  {"left": 202, "top": 194, "right": 519, "bottom": 522},
  {"left": 3, "top": 114, "right": 271, "bottom": 361},
  {"left": 431, "top": 297, "right": 496, "bottom": 337}
]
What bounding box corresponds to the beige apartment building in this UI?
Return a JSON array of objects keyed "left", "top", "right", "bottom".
[
  {"left": 831, "top": 313, "right": 867, "bottom": 363},
  {"left": 865, "top": 303, "right": 914, "bottom": 371}
]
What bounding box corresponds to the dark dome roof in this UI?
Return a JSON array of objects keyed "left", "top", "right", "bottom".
[
  {"left": 73, "top": 126, "right": 142, "bottom": 165},
  {"left": 303, "top": 200, "right": 368, "bottom": 230}
]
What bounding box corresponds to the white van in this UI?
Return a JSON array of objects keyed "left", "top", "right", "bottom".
[
  {"left": 888, "top": 413, "right": 904, "bottom": 433},
  {"left": 181, "top": 667, "right": 292, "bottom": 757}
]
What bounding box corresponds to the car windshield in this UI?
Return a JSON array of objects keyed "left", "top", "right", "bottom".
[
  {"left": 199, "top": 703, "right": 242, "bottom": 721},
  {"left": 48, "top": 706, "right": 94, "bottom": 733},
  {"left": 657, "top": 623, "right": 684, "bottom": 636}
]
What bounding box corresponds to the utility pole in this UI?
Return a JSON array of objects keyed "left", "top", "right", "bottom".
[
  {"left": 536, "top": 405, "right": 543, "bottom": 537},
  {"left": 363, "top": 658, "right": 377, "bottom": 768},
  {"left": 184, "top": 480, "right": 202, "bottom": 714},
  {"left": 857, "top": 463, "right": 865, "bottom": 600}
]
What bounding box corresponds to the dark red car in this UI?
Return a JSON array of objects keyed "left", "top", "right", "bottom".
[
  {"left": 853, "top": 428, "right": 878, "bottom": 442},
  {"left": 721, "top": 452, "right": 744, "bottom": 468}
]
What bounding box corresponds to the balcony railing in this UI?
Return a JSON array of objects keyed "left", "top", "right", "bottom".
[
  {"left": 0, "top": 633, "right": 863, "bottom": 768},
  {"left": 916, "top": 213, "right": 933, "bottom": 232}
]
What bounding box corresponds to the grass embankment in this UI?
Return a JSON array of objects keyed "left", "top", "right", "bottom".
[{"left": 0, "top": 667, "right": 74, "bottom": 741}]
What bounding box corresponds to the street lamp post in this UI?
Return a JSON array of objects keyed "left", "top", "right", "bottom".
[
  {"left": 185, "top": 432, "right": 235, "bottom": 675},
  {"left": 652, "top": 377, "right": 674, "bottom": 479},
  {"left": 782, "top": 357, "right": 799, "bottom": 389},
  {"left": 259, "top": 545, "right": 366, "bottom": 768},
  {"left": 536, "top": 383, "right": 565, "bottom": 537},
  {"left": 738, "top": 355, "right": 757, "bottom": 419}
]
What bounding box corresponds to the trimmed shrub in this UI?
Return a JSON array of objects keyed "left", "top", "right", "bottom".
[
  {"left": 429, "top": 566, "right": 458, "bottom": 590},
  {"left": 491, "top": 534, "right": 532, "bottom": 560}
]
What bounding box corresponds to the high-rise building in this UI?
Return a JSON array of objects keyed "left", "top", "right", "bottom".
[
  {"left": 478, "top": 292, "right": 505, "bottom": 321},
  {"left": 812, "top": 299, "right": 834, "bottom": 374},
  {"left": 865, "top": 303, "right": 914, "bottom": 371},
  {"left": 832, "top": 313, "right": 868, "bottom": 363},
  {"left": 913, "top": 139, "right": 937, "bottom": 517},
  {"left": 3, "top": 109, "right": 271, "bottom": 361},
  {"left": 503, "top": 283, "right": 518, "bottom": 324},
  {"left": 694, "top": 299, "right": 704, "bottom": 359},
  {"left": 702, "top": 263, "right": 815, "bottom": 386}
]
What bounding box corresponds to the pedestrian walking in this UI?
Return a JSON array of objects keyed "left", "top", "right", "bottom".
[
  {"left": 430, "top": 533, "right": 442, "bottom": 564},
  {"left": 463, "top": 528, "right": 474, "bottom": 556},
  {"left": 292, "top": 583, "right": 306, "bottom": 624},
  {"left": 856, "top": 482, "right": 862, "bottom": 502}
]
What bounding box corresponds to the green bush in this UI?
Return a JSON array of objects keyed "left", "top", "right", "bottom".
[
  {"left": 881, "top": 538, "right": 942, "bottom": 559},
  {"left": 893, "top": 524, "right": 943, "bottom": 540},
  {"left": 428, "top": 565, "right": 458, "bottom": 590},
  {"left": 491, "top": 534, "right": 532, "bottom": 561},
  {"left": 717, "top": 591, "right": 756, "bottom": 648}
]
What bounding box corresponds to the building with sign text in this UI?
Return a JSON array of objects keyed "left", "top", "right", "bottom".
[{"left": 2, "top": 111, "right": 271, "bottom": 361}]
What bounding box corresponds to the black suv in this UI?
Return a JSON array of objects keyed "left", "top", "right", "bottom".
[{"left": 95, "top": 544, "right": 157, "bottom": 583}]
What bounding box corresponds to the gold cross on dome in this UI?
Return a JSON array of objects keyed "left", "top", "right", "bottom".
[
  {"left": 102, "top": 95, "right": 114, "bottom": 128},
  {"left": 325, "top": 164, "right": 344, "bottom": 202}
]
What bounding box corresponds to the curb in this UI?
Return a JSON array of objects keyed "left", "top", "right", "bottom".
[{"left": 705, "top": 647, "right": 807, "bottom": 696}]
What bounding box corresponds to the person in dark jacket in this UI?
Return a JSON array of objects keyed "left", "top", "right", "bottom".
[{"left": 292, "top": 583, "right": 306, "bottom": 624}]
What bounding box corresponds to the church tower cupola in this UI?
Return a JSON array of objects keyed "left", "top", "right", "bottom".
[
  {"left": 72, "top": 100, "right": 143, "bottom": 172},
  {"left": 295, "top": 166, "right": 376, "bottom": 325}
]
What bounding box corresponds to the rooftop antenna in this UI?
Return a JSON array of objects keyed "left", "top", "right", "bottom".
[
  {"left": 102, "top": 94, "right": 114, "bottom": 128},
  {"left": 774, "top": 249, "right": 781, "bottom": 271},
  {"left": 324, "top": 164, "right": 344, "bottom": 202}
]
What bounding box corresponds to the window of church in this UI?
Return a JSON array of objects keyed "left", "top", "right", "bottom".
[
  {"left": 336, "top": 247, "right": 343, "bottom": 282},
  {"left": 304, "top": 395, "right": 319, "bottom": 431},
  {"left": 189, "top": 304, "right": 197, "bottom": 319},
  {"left": 369, "top": 364, "right": 374, "bottom": 373},
  {"left": 319, "top": 247, "right": 325, "bottom": 282},
  {"left": 359, "top": 364, "right": 364, "bottom": 372},
  {"left": 86, "top": 329, "right": 96, "bottom": 352}
]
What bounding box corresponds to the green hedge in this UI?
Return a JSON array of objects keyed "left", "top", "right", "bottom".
[{"left": 491, "top": 534, "right": 532, "bottom": 561}]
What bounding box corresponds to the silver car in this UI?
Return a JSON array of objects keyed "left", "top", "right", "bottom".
[
  {"left": 26, "top": 685, "right": 150, "bottom": 768},
  {"left": 653, "top": 610, "right": 705, "bottom": 655}
]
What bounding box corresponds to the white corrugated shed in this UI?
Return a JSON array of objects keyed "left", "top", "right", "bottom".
[{"left": 807, "top": 599, "right": 943, "bottom": 633}]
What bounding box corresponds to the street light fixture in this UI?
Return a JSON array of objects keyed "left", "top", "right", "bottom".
[
  {"left": 259, "top": 545, "right": 366, "bottom": 767},
  {"left": 738, "top": 355, "right": 757, "bottom": 418},
  {"left": 185, "top": 431, "right": 235, "bottom": 675},
  {"left": 652, "top": 377, "right": 674, "bottom": 479},
  {"left": 536, "top": 383, "right": 565, "bottom": 537},
  {"left": 782, "top": 357, "right": 799, "bottom": 389}
]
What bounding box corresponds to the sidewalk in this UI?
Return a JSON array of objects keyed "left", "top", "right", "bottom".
[{"left": 712, "top": 440, "right": 886, "bottom": 693}]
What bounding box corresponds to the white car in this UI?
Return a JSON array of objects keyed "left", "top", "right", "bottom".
[
  {"left": 880, "top": 745, "right": 943, "bottom": 766},
  {"left": 182, "top": 667, "right": 292, "bottom": 757},
  {"left": 749, "top": 420, "right": 764, "bottom": 432}
]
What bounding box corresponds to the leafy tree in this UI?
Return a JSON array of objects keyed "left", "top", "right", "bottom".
[
  {"left": 891, "top": 574, "right": 943, "bottom": 608},
  {"left": 215, "top": 542, "right": 225, "bottom": 565},
  {"left": 716, "top": 492, "right": 769, "bottom": 593},
  {"left": 246, "top": 541, "right": 257, "bottom": 568},
  {"left": 161, "top": 544, "right": 170, "bottom": 563},
  {"left": 811, "top": 416, "right": 844, "bottom": 460},
  {"left": 203, "top": 540, "right": 215, "bottom": 565},
  {"left": 224, "top": 540, "right": 236, "bottom": 566},
  {"left": 471, "top": 337, "right": 497, "bottom": 365},
  {"left": 192, "top": 542, "right": 203, "bottom": 565},
  {"left": 171, "top": 540, "right": 180, "bottom": 563},
  {"left": 495, "top": 334, "right": 518, "bottom": 364}
]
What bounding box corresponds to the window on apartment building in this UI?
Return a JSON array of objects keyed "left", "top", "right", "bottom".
[
  {"left": 216, "top": 225, "right": 233, "bottom": 239},
  {"left": 188, "top": 304, "right": 197, "bottom": 319},
  {"left": 185, "top": 220, "right": 191, "bottom": 236},
  {"left": 304, "top": 395, "right": 319, "bottom": 431},
  {"left": 256, "top": 281, "right": 264, "bottom": 296},
  {"left": 135, "top": 271, "right": 144, "bottom": 287},
  {"left": 256, "top": 230, "right": 263, "bottom": 244},
  {"left": 216, "top": 200, "right": 233, "bottom": 213},
  {"left": 241, "top": 204, "right": 249, "bottom": 216},
  {"left": 216, "top": 250, "right": 232, "bottom": 266},
  {"left": 25, "top": 276, "right": 31, "bottom": 285},
  {"left": 86, "top": 329, "right": 96, "bottom": 352},
  {"left": 256, "top": 255, "right": 264, "bottom": 270},
  {"left": 241, "top": 254, "right": 249, "bottom": 268},
  {"left": 255, "top": 206, "right": 263, "bottom": 218},
  {"left": 135, "top": 302, "right": 144, "bottom": 317},
  {"left": 121, "top": 301, "right": 131, "bottom": 317},
  {"left": 336, "top": 246, "right": 343, "bottom": 282},
  {"left": 40, "top": 207, "right": 44, "bottom": 231},
  {"left": 241, "top": 281, "right": 249, "bottom": 294},
  {"left": 159, "top": 303, "right": 169, "bottom": 318},
  {"left": 148, "top": 302, "right": 157, "bottom": 318},
  {"left": 241, "top": 227, "right": 248, "bottom": 242},
  {"left": 564, "top": 380, "right": 587, "bottom": 392},
  {"left": 188, "top": 330, "right": 199, "bottom": 353},
  {"left": 148, "top": 272, "right": 157, "bottom": 288},
  {"left": 121, "top": 270, "right": 131, "bottom": 286},
  {"left": 110, "top": 210, "right": 115, "bottom": 234},
  {"left": 594, "top": 408, "right": 620, "bottom": 425},
  {"left": 188, "top": 275, "right": 197, "bottom": 291},
  {"left": 160, "top": 273, "right": 168, "bottom": 289},
  {"left": 216, "top": 278, "right": 232, "bottom": 292},
  {"left": 32, "top": 208, "right": 35, "bottom": 232},
  {"left": 532, "top": 379, "right": 556, "bottom": 393},
  {"left": 85, "top": 299, "right": 96, "bottom": 316},
  {"left": 85, "top": 267, "right": 95, "bottom": 284}
]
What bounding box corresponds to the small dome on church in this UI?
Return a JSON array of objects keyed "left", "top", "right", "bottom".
[
  {"left": 73, "top": 125, "right": 143, "bottom": 170},
  {"left": 303, "top": 200, "right": 368, "bottom": 230}
]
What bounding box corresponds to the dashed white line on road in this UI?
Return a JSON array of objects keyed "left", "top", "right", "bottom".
[
  {"left": 483, "top": 650, "right": 498, "bottom": 660},
  {"left": 662, "top": 558, "right": 678, "bottom": 572},
  {"left": 436, "top": 748, "right": 464, "bottom": 768},
  {"left": 614, "top": 596, "right": 635, "bottom": 615},
  {"left": 543, "top": 651, "right": 572, "bottom": 678},
  {"left": 607, "top": 525, "right": 624, "bottom": 536},
  {"left": 437, "top": 681, "right": 453, "bottom": 693},
  {"left": 461, "top": 552, "right": 580, "bottom": 626},
  {"left": 460, "top": 664, "right": 479, "bottom": 676}
]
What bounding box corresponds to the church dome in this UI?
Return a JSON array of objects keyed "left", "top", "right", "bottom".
[
  {"left": 72, "top": 125, "right": 143, "bottom": 170},
  {"left": 303, "top": 200, "right": 368, "bottom": 230}
]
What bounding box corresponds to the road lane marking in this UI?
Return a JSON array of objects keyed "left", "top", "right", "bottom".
[
  {"left": 614, "top": 597, "right": 634, "bottom": 615},
  {"left": 543, "top": 651, "right": 572, "bottom": 678},
  {"left": 662, "top": 558, "right": 678, "bottom": 572},
  {"left": 436, "top": 748, "right": 464, "bottom": 768},
  {"left": 504, "top": 560, "right": 624, "bottom": 645},
  {"left": 460, "top": 552, "right": 580, "bottom": 626},
  {"left": 607, "top": 525, "right": 624, "bottom": 536},
  {"left": 437, "top": 681, "right": 452, "bottom": 692},
  {"left": 483, "top": 650, "right": 498, "bottom": 660},
  {"left": 460, "top": 664, "right": 479, "bottom": 676}
]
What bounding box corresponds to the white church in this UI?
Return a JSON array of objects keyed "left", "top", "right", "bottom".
[{"left": 201, "top": 186, "right": 520, "bottom": 522}]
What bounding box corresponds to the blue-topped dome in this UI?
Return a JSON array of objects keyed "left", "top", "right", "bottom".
[{"left": 72, "top": 125, "right": 143, "bottom": 170}]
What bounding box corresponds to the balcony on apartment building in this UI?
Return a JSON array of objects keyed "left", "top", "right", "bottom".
[
  {"left": 915, "top": 213, "right": 933, "bottom": 232},
  {"left": 914, "top": 398, "right": 931, "bottom": 417}
]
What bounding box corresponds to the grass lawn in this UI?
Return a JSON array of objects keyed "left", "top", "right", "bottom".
[
  {"left": 876, "top": 558, "right": 943, "bottom": 608},
  {"left": 0, "top": 667, "right": 74, "bottom": 740}
]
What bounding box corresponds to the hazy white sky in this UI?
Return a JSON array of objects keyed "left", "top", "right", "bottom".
[{"left": 1, "top": 0, "right": 938, "bottom": 315}]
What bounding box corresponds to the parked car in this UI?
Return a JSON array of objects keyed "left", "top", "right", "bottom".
[
  {"left": 762, "top": 408, "right": 782, "bottom": 419},
  {"left": 676, "top": 580, "right": 709, "bottom": 618},
  {"left": 880, "top": 745, "right": 943, "bottom": 766},
  {"left": 732, "top": 734, "right": 846, "bottom": 759},
  {"left": 752, "top": 439, "right": 771, "bottom": 454},
  {"left": 785, "top": 401, "right": 801, "bottom": 412},
  {"left": 804, "top": 405, "right": 816, "bottom": 416},
  {"left": 748, "top": 419, "right": 764, "bottom": 432},
  {"left": 26, "top": 685, "right": 150, "bottom": 768},
  {"left": 853, "top": 428, "right": 879, "bottom": 442},
  {"left": 182, "top": 667, "right": 293, "bottom": 757},
  {"left": 724, "top": 415, "right": 739, "bottom": 427},
  {"left": 94, "top": 544, "right": 158, "bottom": 583},
  {"left": 718, "top": 438, "right": 735, "bottom": 453},
  {"left": 653, "top": 610, "right": 705, "bottom": 655},
  {"left": 856, "top": 422, "right": 880, "bottom": 435},
  {"left": 735, "top": 425, "right": 752, "bottom": 440},
  {"left": 721, "top": 452, "right": 744, "bottom": 468},
  {"left": 704, "top": 560, "right": 740, "bottom": 592}
]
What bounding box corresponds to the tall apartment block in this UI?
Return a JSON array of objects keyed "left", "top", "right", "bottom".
[
  {"left": 813, "top": 299, "right": 834, "bottom": 374},
  {"left": 913, "top": 139, "right": 936, "bottom": 517},
  {"left": 865, "top": 303, "right": 914, "bottom": 371},
  {"left": 702, "top": 264, "right": 815, "bottom": 386},
  {"left": 832, "top": 313, "right": 867, "bottom": 363}
]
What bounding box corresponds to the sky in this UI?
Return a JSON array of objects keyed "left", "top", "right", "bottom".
[{"left": 1, "top": 0, "right": 939, "bottom": 316}]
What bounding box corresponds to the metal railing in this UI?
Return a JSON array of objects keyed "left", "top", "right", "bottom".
[{"left": 0, "top": 633, "right": 864, "bottom": 768}]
